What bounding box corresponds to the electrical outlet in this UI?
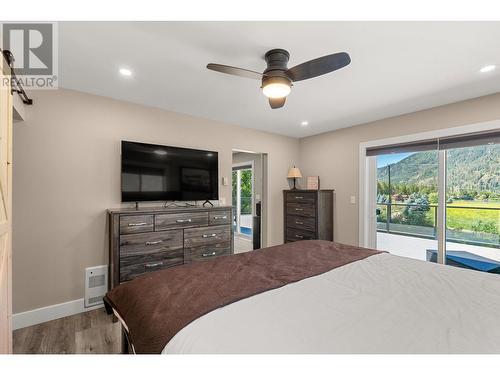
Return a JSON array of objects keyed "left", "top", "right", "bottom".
[
  {"left": 219, "top": 197, "right": 226, "bottom": 205},
  {"left": 350, "top": 196, "right": 356, "bottom": 204}
]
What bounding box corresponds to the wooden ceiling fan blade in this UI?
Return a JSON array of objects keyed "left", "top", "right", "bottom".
[
  {"left": 269, "top": 97, "right": 286, "bottom": 109},
  {"left": 206, "top": 63, "right": 263, "bottom": 80},
  {"left": 286, "top": 52, "right": 351, "bottom": 82}
]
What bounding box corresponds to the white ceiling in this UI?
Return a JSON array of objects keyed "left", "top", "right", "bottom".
[{"left": 59, "top": 22, "right": 500, "bottom": 138}]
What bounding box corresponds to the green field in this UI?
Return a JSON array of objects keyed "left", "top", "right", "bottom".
[
  {"left": 377, "top": 200, "right": 500, "bottom": 236},
  {"left": 446, "top": 200, "right": 500, "bottom": 235}
]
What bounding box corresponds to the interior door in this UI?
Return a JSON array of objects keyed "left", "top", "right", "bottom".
[{"left": 0, "top": 54, "right": 13, "bottom": 354}]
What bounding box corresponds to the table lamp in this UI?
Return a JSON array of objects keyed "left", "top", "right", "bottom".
[{"left": 287, "top": 166, "right": 302, "bottom": 190}]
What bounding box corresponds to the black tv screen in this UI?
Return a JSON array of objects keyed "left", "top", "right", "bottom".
[{"left": 121, "top": 141, "right": 219, "bottom": 202}]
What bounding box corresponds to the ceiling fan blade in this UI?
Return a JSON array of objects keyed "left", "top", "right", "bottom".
[
  {"left": 269, "top": 97, "right": 286, "bottom": 109},
  {"left": 286, "top": 52, "right": 351, "bottom": 82},
  {"left": 207, "top": 63, "right": 263, "bottom": 80}
]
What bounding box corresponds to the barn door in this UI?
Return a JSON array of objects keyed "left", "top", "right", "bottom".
[{"left": 0, "top": 53, "right": 13, "bottom": 354}]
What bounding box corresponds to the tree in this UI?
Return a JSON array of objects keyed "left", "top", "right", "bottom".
[{"left": 240, "top": 169, "right": 253, "bottom": 214}]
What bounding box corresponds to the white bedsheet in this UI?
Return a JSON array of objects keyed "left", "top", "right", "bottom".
[{"left": 162, "top": 253, "right": 500, "bottom": 354}]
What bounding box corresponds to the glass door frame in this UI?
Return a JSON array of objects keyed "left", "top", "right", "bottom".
[
  {"left": 232, "top": 161, "right": 254, "bottom": 236},
  {"left": 359, "top": 121, "right": 500, "bottom": 265}
]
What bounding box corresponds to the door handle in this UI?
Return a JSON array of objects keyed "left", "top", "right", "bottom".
[
  {"left": 202, "top": 251, "right": 217, "bottom": 257},
  {"left": 202, "top": 233, "right": 217, "bottom": 238}
]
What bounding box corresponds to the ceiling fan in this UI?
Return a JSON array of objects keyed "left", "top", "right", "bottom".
[{"left": 207, "top": 49, "right": 351, "bottom": 109}]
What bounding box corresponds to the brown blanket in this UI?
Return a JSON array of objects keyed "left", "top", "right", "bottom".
[{"left": 104, "top": 240, "right": 383, "bottom": 353}]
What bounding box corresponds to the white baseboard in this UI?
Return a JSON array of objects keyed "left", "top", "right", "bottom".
[{"left": 13, "top": 299, "right": 103, "bottom": 330}]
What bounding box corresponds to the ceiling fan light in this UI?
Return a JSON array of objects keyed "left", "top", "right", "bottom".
[{"left": 262, "top": 77, "right": 291, "bottom": 98}]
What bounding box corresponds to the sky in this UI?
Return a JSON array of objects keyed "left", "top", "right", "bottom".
[{"left": 376, "top": 152, "right": 414, "bottom": 168}]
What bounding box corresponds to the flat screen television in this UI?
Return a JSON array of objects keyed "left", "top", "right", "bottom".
[{"left": 121, "top": 141, "right": 219, "bottom": 202}]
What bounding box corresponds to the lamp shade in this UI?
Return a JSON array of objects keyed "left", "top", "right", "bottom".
[{"left": 287, "top": 166, "right": 302, "bottom": 179}]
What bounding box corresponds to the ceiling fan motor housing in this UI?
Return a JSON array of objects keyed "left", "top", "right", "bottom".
[{"left": 262, "top": 49, "right": 293, "bottom": 88}]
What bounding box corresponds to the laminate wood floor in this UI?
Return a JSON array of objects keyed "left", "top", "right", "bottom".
[
  {"left": 234, "top": 233, "right": 253, "bottom": 254},
  {"left": 13, "top": 308, "right": 122, "bottom": 354}
]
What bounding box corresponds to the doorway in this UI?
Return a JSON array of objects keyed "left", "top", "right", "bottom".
[{"left": 232, "top": 151, "right": 266, "bottom": 254}]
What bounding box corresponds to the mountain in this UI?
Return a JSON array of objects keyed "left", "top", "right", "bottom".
[{"left": 377, "top": 145, "right": 500, "bottom": 192}]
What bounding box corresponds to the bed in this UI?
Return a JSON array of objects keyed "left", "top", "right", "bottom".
[{"left": 104, "top": 240, "right": 500, "bottom": 354}]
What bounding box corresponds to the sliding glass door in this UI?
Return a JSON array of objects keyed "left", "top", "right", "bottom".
[
  {"left": 444, "top": 142, "right": 500, "bottom": 272},
  {"left": 369, "top": 130, "right": 500, "bottom": 274},
  {"left": 375, "top": 150, "right": 438, "bottom": 261}
]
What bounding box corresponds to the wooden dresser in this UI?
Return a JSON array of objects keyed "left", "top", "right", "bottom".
[
  {"left": 283, "top": 190, "right": 334, "bottom": 243},
  {"left": 108, "top": 206, "right": 233, "bottom": 289}
]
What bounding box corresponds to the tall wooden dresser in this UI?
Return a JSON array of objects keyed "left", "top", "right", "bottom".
[
  {"left": 108, "top": 206, "right": 233, "bottom": 289},
  {"left": 283, "top": 190, "right": 334, "bottom": 243}
]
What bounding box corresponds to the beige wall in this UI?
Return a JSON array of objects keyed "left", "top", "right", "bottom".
[
  {"left": 13, "top": 89, "right": 299, "bottom": 313},
  {"left": 299, "top": 93, "right": 500, "bottom": 246}
]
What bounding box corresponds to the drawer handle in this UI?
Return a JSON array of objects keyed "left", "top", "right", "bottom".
[
  {"left": 295, "top": 196, "right": 303, "bottom": 199},
  {"left": 202, "top": 233, "right": 217, "bottom": 238},
  {"left": 295, "top": 234, "right": 304, "bottom": 239},
  {"left": 176, "top": 219, "right": 192, "bottom": 223},
  {"left": 295, "top": 221, "right": 304, "bottom": 225},
  {"left": 295, "top": 208, "right": 303, "bottom": 211},
  {"left": 213, "top": 216, "right": 227, "bottom": 220},
  {"left": 202, "top": 251, "right": 217, "bottom": 257},
  {"left": 145, "top": 240, "right": 163, "bottom": 245},
  {"left": 145, "top": 261, "right": 163, "bottom": 268},
  {"left": 128, "top": 222, "right": 148, "bottom": 227}
]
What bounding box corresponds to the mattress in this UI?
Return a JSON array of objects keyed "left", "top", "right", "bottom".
[{"left": 162, "top": 253, "right": 500, "bottom": 354}]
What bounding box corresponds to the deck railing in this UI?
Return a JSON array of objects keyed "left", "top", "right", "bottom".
[{"left": 376, "top": 202, "right": 500, "bottom": 249}]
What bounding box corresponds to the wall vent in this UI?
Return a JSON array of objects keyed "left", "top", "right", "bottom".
[{"left": 84, "top": 265, "right": 108, "bottom": 308}]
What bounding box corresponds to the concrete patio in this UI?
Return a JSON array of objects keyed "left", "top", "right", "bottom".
[{"left": 378, "top": 232, "right": 500, "bottom": 263}]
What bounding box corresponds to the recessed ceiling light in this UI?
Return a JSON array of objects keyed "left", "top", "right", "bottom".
[
  {"left": 154, "top": 149, "right": 167, "bottom": 155},
  {"left": 480, "top": 65, "right": 496, "bottom": 73},
  {"left": 300, "top": 121, "right": 309, "bottom": 126},
  {"left": 119, "top": 68, "right": 133, "bottom": 77}
]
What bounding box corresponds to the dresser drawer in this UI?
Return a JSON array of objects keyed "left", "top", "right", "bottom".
[
  {"left": 286, "top": 192, "right": 316, "bottom": 204},
  {"left": 208, "top": 210, "right": 231, "bottom": 225},
  {"left": 286, "top": 203, "right": 316, "bottom": 218},
  {"left": 119, "top": 230, "right": 183, "bottom": 257},
  {"left": 286, "top": 227, "right": 316, "bottom": 242},
  {"left": 120, "top": 215, "right": 154, "bottom": 235},
  {"left": 184, "top": 241, "right": 231, "bottom": 263},
  {"left": 287, "top": 215, "right": 316, "bottom": 232},
  {"left": 184, "top": 225, "right": 231, "bottom": 248},
  {"left": 155, "top": 212, "right": 208, "bottom": 231},
  {"left": 119, "top": 248, "right": 184, "bottom": 282}
]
